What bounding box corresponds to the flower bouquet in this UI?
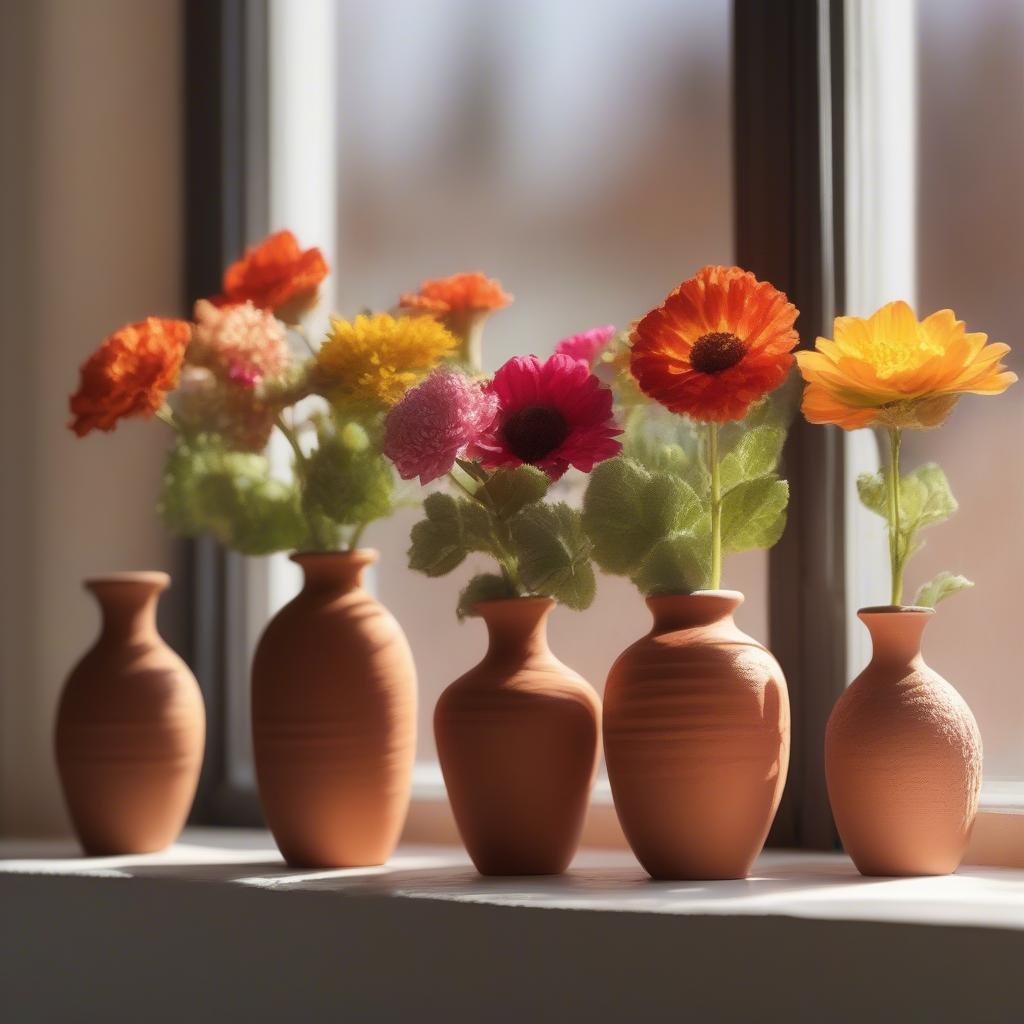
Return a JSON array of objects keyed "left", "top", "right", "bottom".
[
  {"left": 583, "top": 265, "right": 797, "bottom": 880},
  {"left": 797, "top": 300, "right": 1016, "bottom": 876},
  {"left": 383, "top": 333, "right": 622, "bottom": 875}
]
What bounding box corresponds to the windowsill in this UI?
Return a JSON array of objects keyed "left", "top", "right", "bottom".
[{"left": 4, "top": 828, "right": 1024, "bottom": 1020}]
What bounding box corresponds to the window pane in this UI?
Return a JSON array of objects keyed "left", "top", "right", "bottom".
[
  {"left": 910, "top": 0, "right": 1024, "bottom": 781},
  {"left": 328, "top": 0, "right": 748, "bottom": 769}
]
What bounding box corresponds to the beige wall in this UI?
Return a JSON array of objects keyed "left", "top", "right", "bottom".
[{"left": 0, "top": 0, "right": 184, "bottom": 834}]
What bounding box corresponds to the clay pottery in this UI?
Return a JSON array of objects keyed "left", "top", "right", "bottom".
[
  {"left": 826, "top": 607, "right": 982, "bottom": 876},
  {"left": 55, "top": 572, "right": 205, "bottom": 855},
  {"left": 604, "top": 591, "right": 790, "bottom": 880},
  {"left": 252, "top": 550, "right": 416, "bottom": 868},
  {"left": 435, "top": 598, "right": 600, "bottom": 875}
]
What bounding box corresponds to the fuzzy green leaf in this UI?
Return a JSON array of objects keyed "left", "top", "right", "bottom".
[
  {"left": 720, "top": 477, "right": 789, "bottom": 553},
  {"left": 858, "top": 463, "right": 957, "bottom": 532},
  {"left": 582, "top": 458, "right": 702, "bottom": 576},
  {"left": 456, "top": 573, "right": 518, "bottom": 620},
  {"left": 159, "top": 438, "right": 308, "bottom": 555},
  {"left": 914, "top": 571, "right": 974, "bottom": 608},
  {"left": 633, "top": 530, "right": 710, "bottom": 595},
  {"left": 856, "top": 471, "right": 889, "bottom": 518},
  {"left": 719, "top": 425, "right": 786, "bottom": 493},
  {"left": 408, "top": 493, "right": 467, "bottom": 577},
  {"left": 510, "top": 502, "right": 596, "bottom": 610},
  {"left": 479, "top": 465, "right": 550, "bottom": 519},
  {"left": 303, "top": 434, "right": 394, "bottom": 528}
]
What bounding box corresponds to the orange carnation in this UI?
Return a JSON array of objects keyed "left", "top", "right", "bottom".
[
  {"left": 220, "top": 230, "right": 328, "bottom": 320},
  {"left": 399, "top": 271, "right": 512, "bottom": 315},
  {"left": 69, "top": 318, "right": 191, "bottom": 436},
  {"left": 630, "top": 265, "right": 799, "bottom": 422}
]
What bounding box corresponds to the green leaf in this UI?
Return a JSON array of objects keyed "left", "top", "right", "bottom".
[
  {"left": 456, "top": 573, "right": 518, "bottom": 620},
  {"left": 509, "top": 502, "right": 597, "bottom": 610},
  {"left": 718, "top": 425, "right": 786, "bottom": 493},
  {"left": 303, "top": 434, "right": 394, "bottom": 528},
  {"left": 633, "top": 529, "right": 710, "bottom": 595},
  {"left": 914, "top": 571, "right": 974, "bottom": 608},
  {"left": 159, "top": 437, "right": 308, "bottom": 555},
  {"left": 408, "top": 493, "right": 468, "bottom": 577},
  {"left": 582, "top": 458, "right": 702, "bottom": 576},
  {"left": 903, "top": 464, "right": 958, "bottom": 531},
  {"left": 720, "top": 478, "right": 789, "bottom": 553},
  {"left": 857, "top": 470, "right": 889, "bottom": 518},
  {"left": 479, "top": 465, "right": 550, "bottom": 519}
]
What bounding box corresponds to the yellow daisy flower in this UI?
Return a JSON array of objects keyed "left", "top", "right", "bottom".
[
  {"left": 796, "top": 301, "right": 1016, "bottom": 429},
  {"left": 315, "top": 313, "right": 457, "bottom": 406}
]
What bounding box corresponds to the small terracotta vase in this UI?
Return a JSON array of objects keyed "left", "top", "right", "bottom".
[
  {"left": 435, "top": 598, "right": 601, "bottom": 876},
  {"left": 826, "top": 607, "right": 982, "bottom": 876},
  {"left": 604, "top": 591, "right": 790, "bottom": 880},
  {"left": 252, "top": 550, "right": 416, "bottom": 869},
  {"left": 55, "top": 572, "right": 205, "bottom": 855}
]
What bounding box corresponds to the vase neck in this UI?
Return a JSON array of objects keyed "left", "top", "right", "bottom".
[
  {"left": 859, "top": 607, "right": 932, "bottom": 670},
  {"left": 86, "top": 573, "right": 168, "bottom": 643},
  {"left": 291, "top": 550, "right": 378, "bottom": 594},
  {"left": 646, "top": 591, "right": 744, "bottom": 633},
  {"left": 478, "top": 598, "right": 554, "bottom": 662}
]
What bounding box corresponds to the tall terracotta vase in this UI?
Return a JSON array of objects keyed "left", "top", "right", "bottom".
[
  {"left": 55, "top": 572, "right": 205, "bottom": 855},
  {"left": 252, "top": 550, "right": 416, "bottom": 869},
  {"left": 435, "top": 598, "right": 600, "bottom": 876},
  {"left": 604, "top": 591, "right": 790, "bottom": 880},
  {"left": 826, "top": 607, "right": 982, "bottom": 876}
]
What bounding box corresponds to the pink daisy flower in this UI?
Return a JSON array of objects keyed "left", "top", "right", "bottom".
[
  {"left": 554, "top": 324, "right": 616, "bottom": 367},
  {"left": 384, "top": 369, "right": 497, "bottom": 485},
  {"left": 469, "top": 354, "right": 622, "bottom": 480}
]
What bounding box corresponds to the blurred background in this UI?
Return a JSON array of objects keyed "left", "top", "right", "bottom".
[{"left": 1, "top": 0, "right": 1022, "bottom": 840}]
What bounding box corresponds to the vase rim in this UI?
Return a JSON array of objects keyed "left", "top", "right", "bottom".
[
  {"left": 290, "top": 548, "right": 379, "bottom": 565},
  {"left": 646, "top": 589, "right": 744, "bottom": 604},
  {"left": 858, "top": 604, "right": 935, "bottom": 616},
  {"left": 473, "top": 596, "right": 556, "bottom": 611},
  {"left": 84, "top": 571, "right": 170, "bottom": 590}
]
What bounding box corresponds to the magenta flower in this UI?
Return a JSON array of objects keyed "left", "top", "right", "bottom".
[
  {"left": 384, "top": 369, "right": 497, "bottom": 484},
  {"left": 469, "top": 354, "right": 622, "bottom": 480},
  {"left": 554, "top": 324, "right": 616, "bottom": 367}
]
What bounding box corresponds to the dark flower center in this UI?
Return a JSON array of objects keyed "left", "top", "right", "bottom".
[
  {"left": 501, "top": 404, "right": 569, "bottom": 463},
  {"left": 690, "top": 332, "right": 746, "bottom": 374}
]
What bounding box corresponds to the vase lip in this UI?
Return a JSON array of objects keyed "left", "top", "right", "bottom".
[
  {"left": 858, "top": 604, "right": 935, "bottom": 617},
  {"left": 646, "top": 589, "right": 744, "bottom": 606},
  {"left": 84, "top": 571, "right": 170, "bottom": 591},
  {"left": 290, "top": 548, "right": 379, "bottom": 567},
  {"left": 474, "top": 595, "right": 555, "bottom": 613}
]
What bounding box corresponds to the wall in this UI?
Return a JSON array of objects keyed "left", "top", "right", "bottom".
[{"left": 0, "top": 0, "right": 184, "bottom": 835}]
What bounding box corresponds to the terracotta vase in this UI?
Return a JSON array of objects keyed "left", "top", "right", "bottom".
[
  {"left": 604, "top": 591, "right": 790, "bottom": 880},
  {"left": 55, "top": 572, "right": 205, "bottom": 855},
  {"left": 252, "top": 550, "right": 416, "bottom": 868},
  {"left": 435, "top": 598, "right": 600, "bottom": 876},
  {"left": 826, "top": 607, "right": 982, "bottom": 876}
]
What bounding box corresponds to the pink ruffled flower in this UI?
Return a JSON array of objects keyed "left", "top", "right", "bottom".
[
  {"left": 190, "top": 299, "right": 290, "bottom": 387},
  {"left": 469, "top": 354, "right": 622, "bottom": 480},
  {"left": 384, "top": 369, "right": 497, "bottom": 484},
  {"left": 554, "top": 324, "right": 616, "bottom": 367}
]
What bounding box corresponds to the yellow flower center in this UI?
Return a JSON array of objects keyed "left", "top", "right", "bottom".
[
  {"left": 853, "top": 327, "right": 945, "bottom": 380},
  {"left": 690, "top": 332, "right": 746, "bottom": 374}
]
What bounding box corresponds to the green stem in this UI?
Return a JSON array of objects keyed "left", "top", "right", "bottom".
[
  {"left": 887, "top": 426, "right": 904, "bottom": 605},
  {"left": 708, "top": 421, "right": 722, "bottom": 590},
  {"left": 348, "top": 521, "right": 368, "bottom": 552}
]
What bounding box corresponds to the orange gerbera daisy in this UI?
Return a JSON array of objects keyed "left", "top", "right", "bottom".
[
  {"left": 220, "top": 230, "right": 328, "bottom": 321},
  {"left": 399, "top": 272, "right": 512, "bottom": 369},
  {"left": 70, "top": 318, "right": 191, "bottom": 436},
  {"left": 796, "top": 301, "right": 1017, "bottom": 429},
  {"left": 630, "top": 265, "right": 799, "bottom": 422},
  {"left": 399, "top": 271, "right": 512, "bottom": 316}
]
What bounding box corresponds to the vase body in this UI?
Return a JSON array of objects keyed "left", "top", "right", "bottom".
[
  {"left": 435, "top": 598, "right": 600, "bottom": 875},
  {"left": 604, "top": 591, "right": 790, "bottom": 880},
  {"left": 826, "top": 607, "right": 981, "bottom": 876},
  {"left": 252, "top": 550, "right": 416, "bottom": 868},
  {"left": 55, "top": 572, "right": 205, "bottom": 855}
]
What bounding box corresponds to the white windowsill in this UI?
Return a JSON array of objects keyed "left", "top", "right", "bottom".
[{"left": 4, "top": 828, "right": 1024, "bottom": 1022}]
